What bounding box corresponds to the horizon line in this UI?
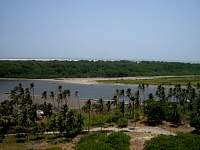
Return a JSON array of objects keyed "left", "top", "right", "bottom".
[{"left": 0, "top": 58, "right": 200, "bottom": 64}]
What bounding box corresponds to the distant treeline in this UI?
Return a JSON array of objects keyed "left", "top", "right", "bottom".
[{"left": 0, "top": 60, "right": 200, "bottom": 78}]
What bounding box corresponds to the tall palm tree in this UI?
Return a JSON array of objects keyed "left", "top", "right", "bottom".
[
  {"left": 106, "top": 101, "right": 111, "bottom": 112},
  {"left": 168, "top": 88, "right": 174, "bottom": 101},
  {"left": 135, "top": 90, "right": 140, "bottom": 107},
  {"left": 42, "top": 91, "right": 47, "bottom": 103},
  {"left": 120, "top": 89, "right": 125, "bottom": 117},
  {"left": 126, "top": 88, "right": 133, "bottom": 118},
  {"left": 98, "top": 98, "right": 104, "bottom": 131},
  {"left": 50, "top": 91, "right": 55, "bottom": 107},
  {"left": 75, "top": 91, "right": 80, "bottom": 111},
  {"left": 30, "top": 82, "right": 35, "bottom": 101},
  {"left": 98, "top": 98, "right": 104, "bottom": 112},
  {"left": 196, "top": 83, "right": 200, "bottom": 91},
  {"left": 62, "top": 90, "right": 67, "bottom": 105},
  {"left": 114, "top": 89, "right": 120, "bottom": 107},
  {"left": 138, "top": 83, "right": 145, "bottom": 102},
  {"left": 66, "top": 90, "right": 71, "bottom": 107},
  {"left": 86, "top": 99, "right": 91, "bottom": 132},
  {"left": 58, "top": 85, "right": 63, "bottom": 106},
  {"left": 57, "top": 93, "right": 63, "bottom": 109}
]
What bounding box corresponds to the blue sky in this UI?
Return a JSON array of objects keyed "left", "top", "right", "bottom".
[{"left": 0, "top": 0, "right": 200, "bottom": 62}]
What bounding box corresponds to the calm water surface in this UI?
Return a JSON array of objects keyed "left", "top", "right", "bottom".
[{"left": 0, "top": 79, "right": 158, "bottom": 100}]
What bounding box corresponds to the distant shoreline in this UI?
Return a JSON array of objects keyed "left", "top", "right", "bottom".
[{"left": 0, "top": 75, "right": 199, "bottom": 85}]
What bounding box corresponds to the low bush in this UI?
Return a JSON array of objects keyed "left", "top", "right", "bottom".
[
  {"left": 190, "top": 114, "right": 200, "bottom": 131},
  {"left": 144, "top": 133, "right": 200, "bottom": 150},
  {"left": 117, "top": 118, "right": 128, "bottom": 128},
  {"left": 109, "top": 111, "right": 123, "bottom": 123},
  {"left": 15, "top": 133, "right": 27, "bottom": 143},
  {"left": 0, "top": 134, "right": 5, "bottom": 143},
  {"left": 76, "top": 132, "right": 130, "bottom": 150}
]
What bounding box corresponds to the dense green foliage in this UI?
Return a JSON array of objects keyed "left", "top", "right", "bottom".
[
  {"left": 1, "top": 60, "right": 200, "bottom": 78},
  {"left": 144, "top": 100, "right": 165, "bottom": 125},
  {"left": 144, "top": 99, "right": 181, "bottom": 125},
  {"left": 145, "top": 133, "right": 200, "bottom": 150},
  {"left": 190, "top": 114, "right": 200, "bottom": 130},
  {"left": 117, "top": 118, "right": 128, "bottom": 128},
  {"left": 76, "top": 132, "right": 130, "bottom": 150},
  {"left": 0, "top": 83, "right": 84, "bottom": 140}
]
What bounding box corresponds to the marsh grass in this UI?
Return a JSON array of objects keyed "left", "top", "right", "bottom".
[{"left": 97, "top": 75, "right": 200, "bottom": 85}]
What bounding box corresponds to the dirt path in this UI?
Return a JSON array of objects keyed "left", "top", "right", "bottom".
[
  {"left": 86, "top": 126, "right": 176, "bottom": 150},
  {"left": 4, "top": 126, "right": 177, "bottom": 150}
]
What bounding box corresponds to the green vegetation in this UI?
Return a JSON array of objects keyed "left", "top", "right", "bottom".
[
  {"left": 1, "top": 81, "right": 200, "bottom": 149},
  {"left": 76, "top": 132, "right": 130, "bottom": 150},
  {"left": 97, "top": 75, "right": 200, "bottom": 85},
  {"left": 0, "top": 83, "right": 84, "bottom": 149},
  {"left": 1, "top": 60, "right": 200, "bottom": 78},
  {"left": 117, "top": 118, "right": 128, "bottom": 128},
  {"left": 144, "top": 133, "right": 200, "bottom": 150}
]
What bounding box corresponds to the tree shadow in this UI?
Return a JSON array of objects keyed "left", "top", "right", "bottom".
[{"left": 191, "top": 130, "right": 200, "bottom": 135}]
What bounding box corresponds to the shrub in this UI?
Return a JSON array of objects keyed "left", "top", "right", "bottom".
[
  {"left": 164, "top": 103, "right": 181, "bottom": 123},
  {"left": 144, "top": 100, "right": 164, "bottom": 125},
  {"left": 106, "top": 132, "right": 130, "bottom": 150},
  {"left": 76, "top": 132, "right": 130, "bottom": 150},
  {"left": 117, "top": 118, "right": 128, "bottom": 128},
  {"left": 110, "top": 111, "right": 123, "bottom": 123},
  {"left": 190, "top": 114, "right": 200, "bottom": 130},
  {"left": 144, "top": 133, "right": 200, "bottom": 150},
  {"left": 15, "top": 133, "right": 27, "bottom": 143},
  {"left": 0, "top": 134, "right": 5, "bottom": 143}
]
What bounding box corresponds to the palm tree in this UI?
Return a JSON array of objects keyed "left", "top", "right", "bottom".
[
  {"left": 66, "top": 90, "right": 71, "bottom": 107},
  {"left": 24, "top": 88, "right": 32, "bottom": 105},
  {"left": 86, "top": 99, "right": 92, "bottom": 132},
  {"left": 156, "top": 85, "right": 166, "bottom": 102},
  {"left": 106, "top": 101, "right": 111, "bottom": 112},
  {"left": 98, "top": 98, "right": 104, "bottom": 112},
  {"left": 126, "top": 88, "right": 133, "bottom": 117},
  {"left": 57, "top": 93, "right": 63, "bottom": 109},
  {"left": 120, "top": 89, "right": 125, "bottom": 117},
  {"left": 58, "top": 85, "right": 63, "bottom": 106},
  {"left": 197, "top": 83, "right": 200, "bottom": 91},
  {"left": 98, "top": 98, "right": 104, "bottom": 131},
  {"left": 50, "top": 91, "right": 55, "bottom": 107},
  {"left": 42, "top": 91, "right": 47, "bottom": 103},
  {"left": 75, "top": 91, "right": 80, "bottom": 111},
  {"left": 62, "top": 90, "right": 67, "bottom": 105},
  {"left": 168, "top": 88, "right": 173, "bottom": 101},
  {"left": 30, "top": 82, "right": 35, "bottom": 101},
  {"left": 141, "top": 83, "right": 145, "bottom": 100},
  {"left": 114, "top": 89, "right": 120, "bottom": 107},
  {"left": 58, "top": 85, "right": 62, "bottom": 93},
  {"left": 135, "top": 90, "right": 140, "bottom": 107}
]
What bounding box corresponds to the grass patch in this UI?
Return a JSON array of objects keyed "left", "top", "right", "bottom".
[
  {"left": 0, "top": 136, "right": 28, "bottom": 150},
  {"left": 76, "top": 132, "right": 130, "bottom": 150},
  {"left": 97, "top": 75, "right": 200, "bottom": 85},
  {"left": 144, "top": 133, "right": 200, "bottom": 150},
  {"left": 83, "top": 110, "right": 123, "bottom": 128}
]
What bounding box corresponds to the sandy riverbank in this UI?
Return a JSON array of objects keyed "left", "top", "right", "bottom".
[{"left": 0, "top": 76, "right": 180, "bottom": 85}]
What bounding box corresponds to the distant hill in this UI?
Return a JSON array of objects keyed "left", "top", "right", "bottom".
[{"left": 0, "top": 60, "right": 200, "bottom": 78}]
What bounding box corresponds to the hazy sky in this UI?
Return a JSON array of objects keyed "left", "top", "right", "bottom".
[{"left": 0, "top": 0, "right": 200, "bottom": 62}]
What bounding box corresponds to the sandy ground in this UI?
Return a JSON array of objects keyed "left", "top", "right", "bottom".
[{"left": 0, "top": 93, "right": 94, "bottom": 109}]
